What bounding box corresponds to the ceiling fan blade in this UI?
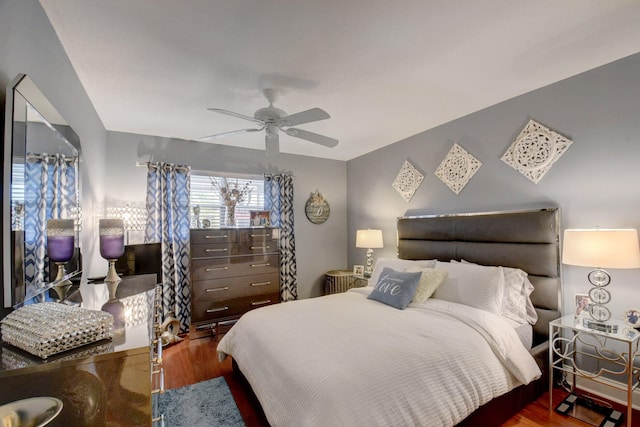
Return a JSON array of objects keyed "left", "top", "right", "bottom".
[
  {"left": 206, "top": 108, "right": 264, "bottom": 125},
  {"left": 265, "top": 133, "right": 279, "bottom": 156},
  {"left": 199, "top": 127, "right": 263, "bottom": 142},
  {"left": 278, "top": 108, "right": 330, "bottom": 127},
  {"left": 285, "top": 128, "right": 338, "bottom": 148}
]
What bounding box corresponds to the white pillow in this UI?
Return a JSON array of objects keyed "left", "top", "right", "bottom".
[
  {"left": 368, "top": 258, "right": 436, "bottom": 287},
  {"left": 458, "top": 259, "right": 537, "bottom": 325},
  {"left": 411, "top": 268, "right": 448, "bottom": 303},
  {"left": 433, "top": 261, "right": 505, "bottom": 315},
  {"left": 501, "top": 267, "right": 538, "bottom": 325}
]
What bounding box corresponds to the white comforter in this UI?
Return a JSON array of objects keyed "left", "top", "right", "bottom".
[{"left": 217, "top": 287, "right": 541, "bottom": 427}]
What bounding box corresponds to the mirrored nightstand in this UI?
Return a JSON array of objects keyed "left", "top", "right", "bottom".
[{"left": 549, "top": 315, "right": 639, "bottom": 426}]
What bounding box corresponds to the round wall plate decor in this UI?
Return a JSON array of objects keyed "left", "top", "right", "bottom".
[{"left": 305, "top": 190, "right": 330, "bottom": 224}]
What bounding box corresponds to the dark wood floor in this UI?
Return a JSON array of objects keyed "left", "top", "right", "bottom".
[{"left": 163, "top": 334, "right": 639, "bottom": 427}]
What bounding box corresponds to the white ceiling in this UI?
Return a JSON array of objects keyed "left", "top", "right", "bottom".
[{"left": 40, "top": 1, "right": 640, "bottom": 161}]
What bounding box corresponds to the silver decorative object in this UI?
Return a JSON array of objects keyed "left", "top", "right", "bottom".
[
  {"left": 47, "top": 219, "right": 76, "bottom": 301},
  {"left": 392, "top": 160, "right": 424, "bottom": 202},
  {"left": 501, "top": 119, "right": 573, "bottom": 184},
  {"left": 0, "top": 302, "right": 114, "bottom": 359},
  {"left": 99, "top": 218, "right": 125, "bottom": 296},
  {"left": 435, "top": 143, "right": 482, "bottom": 194}
]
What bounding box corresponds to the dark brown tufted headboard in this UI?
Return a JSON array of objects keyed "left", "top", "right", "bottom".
[{"left": 397, "top": 207, "right": 561, "bottom": 347}]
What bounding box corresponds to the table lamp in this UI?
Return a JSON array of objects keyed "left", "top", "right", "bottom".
[
  {"left": 356, "top": 229, "right": 384, "bottom": 278},
  {"left": 47, "top": 219, "right": 75, "bottom": 300},
  {"left": 562, "top": 228, "right": 640, "bottom": 332},
  {"left": 107, "top": 204, "right": 147, "bottom": 244},
  {"left": 99, "top": 219, "right": 125, "bottom": 295}
]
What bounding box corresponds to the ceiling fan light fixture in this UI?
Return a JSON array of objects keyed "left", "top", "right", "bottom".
[
  {"left": 265, "top": 136, "right": 279, "bottom": 157},
  {"left": 265, "top": 123, "right": 279, "bottom": 137}
]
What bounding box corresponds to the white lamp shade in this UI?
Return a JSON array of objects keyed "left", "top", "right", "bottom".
[
  {"left": 356, "top": 229, "right": 384, "bottom": 249},
  {"left": 562, "top": 229, "right": 640, "bottom": 269}
]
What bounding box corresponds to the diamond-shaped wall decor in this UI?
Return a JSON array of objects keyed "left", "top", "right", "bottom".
[
  {"left": 392, "top": 160, "right": 424, "bottom": 202},
  {"left": 434, "top": 143, "right": 482, "bottom": 195},
  {"left": 501, "top": 119, "right": 573, "bottom": 184}
]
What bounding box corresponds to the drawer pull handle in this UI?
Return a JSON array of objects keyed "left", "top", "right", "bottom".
[
  {"left": 205, "top": 235, "right": 227, "bottom": 239},
  {"left": 206, "top": 286, "right": 229, "bottom": 292},
  {"left": 251, "top": 233, "right": 269, "bottom": 238},
  {"left": 251, "top": 281, "right": 271, "bottom": 287},
  {"left": 250, "top": 263, "right": 271, "bottom": 268},
  {"left": 206, "top": 306, "right": 229, "bottom": 313},
  {"left": 205, "top": 266, "right": 229, "bottom": 272},
  {"left": 205, "top": 248, "right": 228, "bottom": 253},
  {"left": 250, "top": 246, "right": 270, "bottom": 250},
  {"left": 251, "top": 300, "right": 271, "bottom": 306}
]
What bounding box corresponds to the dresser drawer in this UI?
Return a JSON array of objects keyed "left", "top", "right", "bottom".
[
  {"left": 238, "top": 229, "right": 279, "bottom": 246},
  {"left": 192, "top": 272, "right": 279, "bottom": 302},
  {"left": 192, "top": 292, "right": 280, "bottom": 323},
  {"left": 191, "top": 242, "right": 278, "bottom": 259},
  {"left": 190, "top": 229, "right": 237, "bottom": 244},
  {"left": 191, "top": 254, "right": 279, "bottom": 280}
]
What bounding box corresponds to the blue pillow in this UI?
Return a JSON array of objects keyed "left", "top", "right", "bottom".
[{"left": 367, "top": 267, "right": 422, "bottom": 309}]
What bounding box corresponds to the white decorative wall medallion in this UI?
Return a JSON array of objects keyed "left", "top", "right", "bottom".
[
  {"left": 435, "top": 143, "right": 482, "bottom": 195},
  {"left": 392, "top": 160, "right": 424, "bottom": 202},
  {"left": 501, "top": 119, "right": 573, "bottom": 184}
]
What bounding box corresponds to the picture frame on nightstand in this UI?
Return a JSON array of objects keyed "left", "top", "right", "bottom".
[
  {"left": 623, "top": 308, "right": 640, "bottom": 328},
  {"left": 574, "top": 294, "right": 592, "bottom": 319},
  {"left": 353, "top": 265, "right": 364, "bottom": 277}
]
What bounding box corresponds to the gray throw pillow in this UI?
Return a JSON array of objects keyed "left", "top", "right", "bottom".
[{"left": 367, "top": 267, "right": 422, "bottom": 309}]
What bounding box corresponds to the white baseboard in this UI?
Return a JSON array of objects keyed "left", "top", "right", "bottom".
[{"left": 575, "top": 376, "right": 640, "bottom": 411}]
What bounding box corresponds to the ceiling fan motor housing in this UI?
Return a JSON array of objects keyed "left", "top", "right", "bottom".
[{"left": 254, "top": 106, "right": 287, "bottom": 123}]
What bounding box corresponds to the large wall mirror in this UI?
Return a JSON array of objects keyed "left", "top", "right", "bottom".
[{"left": 3, "top": 74, "right": 81, "bottom": 308}]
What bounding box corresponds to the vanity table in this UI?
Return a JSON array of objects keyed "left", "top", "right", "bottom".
[{"left": 0, "top": 274, "right": 159, "bottom": 426}]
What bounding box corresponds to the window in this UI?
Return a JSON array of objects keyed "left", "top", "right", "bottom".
[{"left": 190, "top": 173, "right": 265, "bottom": 228}]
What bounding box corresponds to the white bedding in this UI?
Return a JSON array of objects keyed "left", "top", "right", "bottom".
[{"left": 217, "top": 287, "right": 541, "bottom": 427}]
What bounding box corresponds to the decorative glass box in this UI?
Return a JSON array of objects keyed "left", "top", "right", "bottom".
[{"left": 0, "top": 302, "right": 114, "bottom": 359}]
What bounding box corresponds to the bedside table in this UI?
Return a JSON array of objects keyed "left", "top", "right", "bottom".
[
  {"left": 549, "top": 315, "right": 640, "bottom": 426},
  {"left": 324, "top": 270, "right": 368, "bottom": 295}
]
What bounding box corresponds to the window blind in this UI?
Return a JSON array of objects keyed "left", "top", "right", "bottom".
[{"left": 190, "top": 173, "right": 265, "bottom": 228}]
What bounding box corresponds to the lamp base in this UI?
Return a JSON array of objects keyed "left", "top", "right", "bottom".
[
  {"left": 364, "top": 248, "right": 374, "bottom": 278},
  {"left": 582, "top": 319, "right": 619, "bottom": 333}
]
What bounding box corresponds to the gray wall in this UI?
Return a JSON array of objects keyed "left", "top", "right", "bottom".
[
  {"left": 104, "top": 131, "right": 348, "bottom": 299},
  {"left": 347, "top": 53, "right": 640, "bottom": 319},
  {"left": 0, "top": 0, "right": 107, "bottom": 307}
]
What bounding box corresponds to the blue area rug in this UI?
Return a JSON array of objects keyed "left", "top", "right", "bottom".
[{"left": 156, "top": 377, "right": 245, "bottom": 427}]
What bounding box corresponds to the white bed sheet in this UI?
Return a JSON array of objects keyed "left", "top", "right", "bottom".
[
  {"left": 512, "top": 321, "right": 533, "bottom": 350},
  {"left": 217, "top": 287, "right": 541, "bottom": 427}
]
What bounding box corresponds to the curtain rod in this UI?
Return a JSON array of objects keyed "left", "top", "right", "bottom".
[
  {"left": 26, "top": 153, "right": 77, "bottom": 163},
  {"left": 135, "top": 161, "right": 190, "bottom": 172}
]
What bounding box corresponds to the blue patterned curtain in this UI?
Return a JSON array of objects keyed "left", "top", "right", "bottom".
[
  {"left": 264, "top": 174, "right": 297, "bottom": 301},
  {"left": 144, "top": 162, "right": 191, "bottom": 333},
  {"left": 24, "top": 153, "right": 77, "bottom": 289}
]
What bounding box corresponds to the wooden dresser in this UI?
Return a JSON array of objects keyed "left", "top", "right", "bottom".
[{"left": 190, "top": 227, "right": 280, "bottom": 338}]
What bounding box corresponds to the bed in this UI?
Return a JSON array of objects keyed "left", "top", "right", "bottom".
[{"left": 217, "top": 207, "right": 561, "bottom": 426}]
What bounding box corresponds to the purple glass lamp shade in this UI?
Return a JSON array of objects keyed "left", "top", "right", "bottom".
[
  {"left": 99, "top": 219, "right": 125, "bottom": 260},
  {"left": 47, "top": 219, "right": 75, "bottom": 262}
]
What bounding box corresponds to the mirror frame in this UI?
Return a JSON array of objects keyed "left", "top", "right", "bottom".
[{"left": 3, "top": 74, "right": 81, "bottom": 308}]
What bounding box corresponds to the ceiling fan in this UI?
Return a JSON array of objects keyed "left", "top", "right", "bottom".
[{"left": 200, "top": 89, "right": 338, "bottom": 156}]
